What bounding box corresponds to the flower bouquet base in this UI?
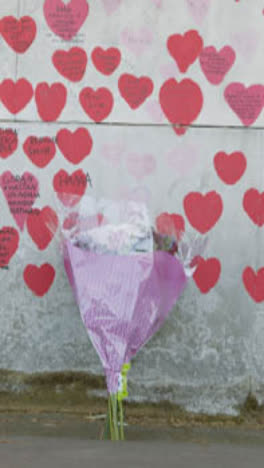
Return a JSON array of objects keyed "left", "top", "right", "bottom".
[{"left": 46, "top": 194, "right": 207, "bottom": 441}]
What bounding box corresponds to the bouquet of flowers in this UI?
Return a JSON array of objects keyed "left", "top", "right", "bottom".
[{"left": 47, "top": 193, "right": 207, "bottom": 440}]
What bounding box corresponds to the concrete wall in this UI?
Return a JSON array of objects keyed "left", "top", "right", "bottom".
[{"left": 1, "top": 0, "right": 264, "bottom": 415}]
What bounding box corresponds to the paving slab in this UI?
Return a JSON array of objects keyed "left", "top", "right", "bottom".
[{"left": 1, "top": 436, "right": 264, "bottom": 468}]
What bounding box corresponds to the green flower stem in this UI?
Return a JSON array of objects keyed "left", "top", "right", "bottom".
[
  {"left": 108, "top": 394, "right": 115, "bottom": 440},
  {"left": 104, "top": 387, "right": 128, "bottom": 440},
  {"left": 110, "top": 393, "right": 119, "bottom": 440},
  {"left": 118, "top": 399, "right": 125, "bottom": 441},
  {"left": 102, "top": 400, "right": 111, "bottom": 440}
]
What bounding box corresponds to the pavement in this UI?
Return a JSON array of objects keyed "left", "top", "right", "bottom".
[
  {"left": 2, "top": 413, "right": 264, "bottom": 467},
  {"left": 2, "top": 436, "right": 264, "bottom": 467}
]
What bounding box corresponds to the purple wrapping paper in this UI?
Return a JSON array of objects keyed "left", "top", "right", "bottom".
[{"left": 64, "top": 240, "right": 187, "bottom": 393}]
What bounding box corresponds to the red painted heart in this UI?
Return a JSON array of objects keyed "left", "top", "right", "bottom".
[
  {"left": 23, "top": 136, "right": 56, "bottom": 168},
  {"left": 0, "top": 226, "right": 19, "bottom": 268},
  {"left": 159, "top": 78, "right": 203, "bottom": 126},
  {"left": 243, "top": 189, "right": 264, "bottom": 227},
  {"left": 91, "top": 47, "right": 121, "bottom": 75},
  {"left": 0, "top": 16, "right": 36, "bottom": 53},
  {"left": 167, "top": 30, "right": 203, "bottom": 73},
  {"left": 0, "top": 171, "right": 39, "bottom": 231},
  {"left": 224, "top": 83, "right": 264, "bottom": 126},
  {"left": 118, "top": 74, "right": 154, "bottom": 109},
  {"left": 184, "top": 191, "right": 223, "bottom": 234},
  {"left": 79, "top": 87, "right": 113, "bottom": 122},
  {"left": 27, "top": 206, "right": 58, "bottom": 251},
  {"left": 56, "top": 128, "right": 93, "bottom": 164},
  {"left": 155, "top": 212, "right": 185, "bottom": 240},
  {"left": 23, "top": 263, "right": 56, "bottom": 297},
  {"left": 193, "top": 257, "right": 221, "bottom": 293},
  {"left": 0, "top": 129, "right": 18, "bottom": 159},
  {"left": 35, "top": 82, "right": 67, "bottom": 122},
  {"left": 214, "top": 151, "right": 247, "bottom": 185},
  {"left": 243, "top": 267, "right": 264, "bottom": 303},
  {"left": 52, "top": 47, "right": 87, "bottom": 82},
  {"left": 53, "top": 169, "right": 88, "bottom": 206},
  {"left": 199, "top": 46, "right": 236, "bottom": 85},
  {"left": 1, "top": 78, "right": 33, "bottom": 114}
]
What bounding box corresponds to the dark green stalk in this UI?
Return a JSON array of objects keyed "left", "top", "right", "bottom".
[
  {"left": 118, "top": 399, "right": 125, "bottom": 440},
  {"left": 110, "top": 393, "right": 119, "bottom": 440},
  {"left": 102, "top": 399, "right": 111, "bottom": 440},
  {"left": 108, "top": 394, "right": 115, "bottom": 440}
]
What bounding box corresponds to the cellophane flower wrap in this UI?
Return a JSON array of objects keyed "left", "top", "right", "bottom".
[{"left": 47, "top": 192, "right": 207, "bottom": 440}]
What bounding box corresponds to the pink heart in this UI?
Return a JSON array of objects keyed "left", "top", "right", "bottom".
[
  {"left": 231, "top": 30, "right": 259, "bottom": 61},
  {"left": 44, "top": 0, "right": 89, "bottom": 40},
  {"left": 224, "top": 83, "right": 264, "bottom": 126},
  {"left": 0, "top": 171, "right": 39, "bottom": 231},
  {"left": 102, "top": 0, "right": 121, "bottom": 15},
  {"left": 166, "top": 144, "right": 200, "bottom": 177},
  {"left": 102, "top": 143, "right": 124, "bottom": 166},
  {"left": 126, "top": 153, "right": 156, "bottom": 180},
  {"left": 145, "top": 100, "right": 164, "bottom": 123},
  {"left": 121, "top": 27, "right": 153, "bottom": 57},
  {"left": 185, "top": 0, "right": 211, "bottom": 25},
  {"left": 160, "top": 62, "right": 179, "bottom": 79},
  {"left": 199, "top": 46, "right": 236, "bottom": 85},
  {"left": 152, "top": 0, "right": 162, "bottom": 7},
  {"left": 118, "top": 186, "right": 152, "bottom": 205}
]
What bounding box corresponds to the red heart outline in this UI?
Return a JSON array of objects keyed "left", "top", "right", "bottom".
[
  {"left": 79, "top": 87, "right": 113, "bottom": 122},
  {"left": 0, "top": 129, "right": 18, "bottom": 159},
  {"left": 23, "top": 136, "right": 56, "bottom": 168},
  {"left": 35, "top": 82, "right": 67, "bottom": 122},
  {"left": 118, "top": 74, "right": 154, "bottom": 109},
  {"left": 1, "top": 16, "right": 36, "bottom": 53},
  {"left": 52, "top": 47, "right": 88, "bottom": 82},
  {"left": 56, "top": 128, "right": 93, "bottom": 164},
  {"left": 27, "top": 207, "right": 58, "bottom": 251},
  {"left": 193, "top": 257, "right": 221, "bottom": 293},
  {"left": 184, "top": 191, "right": 223, "bottom": 234},
  {"left": 243, "top": 189, "right": 264, "bottom": 227},
  {"left": 91, "top": 47, "right": 121, "bottom": 75},
  {"left": 23, "top": 263, "right": 56, "bottom": 297},
  {"left": 167, "top": 30, "right": 203, "bottom": 73},
  {"left": 0, "top": 226, "right": 19, "bottom": 268},
  {"left": 214, "top": 151, "right": 247, "bottom": 185},
  {"left": 243, "top": 267, "right": 264, "bottom": 303},
  {"left": 53, "top": 169, "right": 88, "bottom": 206},
  {"left": 1, "top": 78, "right": 33, "bottom": 114},
  {"left": 159, "top": 78, "right": 203, "bottom": 127}
]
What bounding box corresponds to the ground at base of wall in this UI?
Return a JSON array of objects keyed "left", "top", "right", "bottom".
[
  {"left": 1, "top": 412, "right": 264, "bottom": 446},
  {"left": 1, "top": 370, "right": 264, "bottom": 433}
]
